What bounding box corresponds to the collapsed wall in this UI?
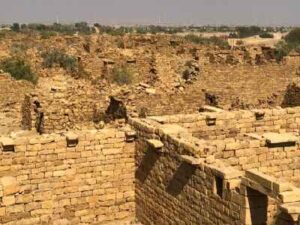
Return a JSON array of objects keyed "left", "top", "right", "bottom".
[
  {"left": 0, "top": 128, "right": 135, "bottom": 225},
  {"left": 282, "top": 84, "right": 300, "bottom": 108},
  {"left": 0, "top": 74, "right": 34, "bottom": 134},
  {"left": 33, "top": 75, "right": 107, "bottom": 133}
]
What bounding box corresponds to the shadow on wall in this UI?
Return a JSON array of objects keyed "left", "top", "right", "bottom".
[
  {"left": 166, "top": 162, "right": 196, "bottom": 197},
  {"left": 281, "top": 83, "right": 300, "bottom": 108},
  {"left": 274, "top": 212, "right": 295, "bottom": 225},
  {"left": 136, "top": 149, "right": 160, "bottom": 183},
  {"left": 246, "top": 187, "right": 268, "bottom": 225}
]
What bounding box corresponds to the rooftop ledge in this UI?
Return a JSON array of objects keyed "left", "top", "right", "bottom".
[{"left": 263, "top": 133, "right": 298, "bottom": 147}]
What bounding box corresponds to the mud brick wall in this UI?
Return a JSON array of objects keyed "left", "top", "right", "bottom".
[
  {"left": 0, "top": 129, "right": 135, "bottom": 225},
  {"left": 132, "top": 120, "right": 244, "bottom": 225}
]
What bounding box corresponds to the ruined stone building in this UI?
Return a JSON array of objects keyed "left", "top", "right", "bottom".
[
  {"left": 0, "top": 31, "right": 300, "bottom": 225},
  {"left": 1, "top": 106, "right": 300, "bottom": 224}
]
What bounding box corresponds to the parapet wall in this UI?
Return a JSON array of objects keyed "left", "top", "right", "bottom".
[
  {"left": 149, "top": 107, "right": 300, "bottom": 139},
  {"left": 208, "top": 135, "right": 300, "bottom": 186},
  {"left": 147, "top": 107, "right": 300, "bottom": 186},
  {"left": 130, "top": 118, "right": 245, "bottom": 225},
  {"left": 0, "top": 128, "right": 135, "bottom": 225},
  {"left": 0, "top": 74, "right": 34, "bottom": 134},
  {"left": 130, "top": 108, "right": 300, "bottom": 225}
]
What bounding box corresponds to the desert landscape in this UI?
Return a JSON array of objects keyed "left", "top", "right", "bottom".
[{"left": 0, "top": 1, "right": 300, "bottom": 225}]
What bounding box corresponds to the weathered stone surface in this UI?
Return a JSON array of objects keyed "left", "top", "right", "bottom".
[
  {"left": 146, "top": 139, "right": 164, "bottom": 149},
  {"left": 199, "top": 105, "right": 224, "bottom": 113},
  {"left": 280, "top": 189, "right": 300, "bottom": 203},
  {"left": 180, "top": 155, "right": 203, "bottom": 165},
  {"left": 263, "top": 133, "right": 298, "bottom": 145},
  {"left": 245, "top": 169, "right": 275, "bottom": 190},
  {"left": 0, "top": 129, "right": 135, "bottom": 224},
  {"left": 0, "top": 176, "right": 19, "bottom": 196},
  {"left": 0, "top": 137, "right": 14, "bottom": 146}
]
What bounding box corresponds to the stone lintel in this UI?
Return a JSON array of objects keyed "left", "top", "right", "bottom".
[
  {"left": 210, "top": 165, "right": 243, "bottom": 180},
  {"left": 245, "top": 169, "right": 275, "bottom": 191}
]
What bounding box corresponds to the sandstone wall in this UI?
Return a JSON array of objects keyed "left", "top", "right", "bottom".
[
  {"left": 132, "top": 119, "right": 244, "bottom": 225},
  {"left": 0, "top": 74, "right": 33, "bottom": 134},
  {"left": 130, "top": 118, "right": 291, "bottom": 225},
  {"left": 0, "top": 129, "right": 135, "bottom": 225},
  {"left": 35, "top": 75, "right": 107, "bottom": 133},
  {"left": 211, "top": 136, "right": 300, "bottom": 185},
  {"left": 150, "top": 107, "right": 300, "bottom": 140},
  {"left": 281, "top": 84, "right": 300, "bottom": 108}
]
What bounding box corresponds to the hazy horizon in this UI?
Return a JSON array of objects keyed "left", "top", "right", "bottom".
[{"left": 0, "top": 0, "right": 299, "bottom": 26}]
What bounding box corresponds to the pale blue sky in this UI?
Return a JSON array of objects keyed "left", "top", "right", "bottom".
[{"left": 0, "top": 0, "right": 299, "bottom": 26}]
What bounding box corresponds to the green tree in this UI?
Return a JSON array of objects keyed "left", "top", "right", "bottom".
[
  {"left": 11, "top": 23, "right": 20, "bottom": 32},
  {"left": 0, "top": 57, "right": 38, "bottom": 84},
  {"left": 110, "top": 66, "right": 134, "bottom": 85},
  {"left": 285, "top": 28, "right": 300, "bottom": 44},
  {"left": 236, "top": 26, "right": 262, "bottom": 38}
]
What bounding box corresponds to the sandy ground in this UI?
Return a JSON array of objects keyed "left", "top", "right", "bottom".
[
  {"left": 177, "top": 32, "right": 288, "bottom": 47},
  {"left": 228, "top": 32, "right": 287, "bottom": 47}
]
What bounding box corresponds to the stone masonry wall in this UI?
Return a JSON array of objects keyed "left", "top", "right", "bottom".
[
  {"left": 150, "top": 107, "right": 300, "bottom": 140},
  {"left": 210, "top": 136, "right": 300, "bottom": 185},
  {"left": 131, "top": 119, "right": 244, "bottom": 225},
  {"left": 35, "top": 75, "right": 107, "bottom": 133},
  {"left": 0, "top": 128, "right": 135, "bottom": 225},
  {"left": 0, "top": 74, "right": 34, "bottom": 134},
  {"left": 130, "top": 118, "right": 293, "bottom": 225}
]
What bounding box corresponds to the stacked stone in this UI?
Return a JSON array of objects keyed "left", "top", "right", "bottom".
[
  {"left": 130, "top": 110, "right": 300, "bottom": 225},
  {"left": 0, "top": 128, "right": 136, "bottom": 225}
]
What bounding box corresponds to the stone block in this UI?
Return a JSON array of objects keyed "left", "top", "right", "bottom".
[
  {"left": 0, "top": 176, "right": 19, "bottom": 195},
  {"left": 263, "top": 133, "right": 298, "bottom": 146},
  {"left": 253, "top": 109, "right": 265, "bottom": 120},
  {"left": 273, "top": 182, "right": 294, "bottom": 194},
  {"left": 206, "top": 115, "right": 216, "bottom": 126},
  {"left": 158, "top": 124, "right": 188, "bottom": 135},
  {"left": 125, "top": 131, "right": 137, "bottom": 142},
  {"left": 0, "top": 137, "right": 15, "bottom": 152},
  {"left": 245, "top": 169, "right": 275, "bottom": 190},
  {"left": 146, "top": 139, "right": 164, "bottom": 153},
  {"left": 180, "top": 155, "right": 203, "bottom": 165},
  {"left": 199, "top": 105, "right": 224, "bottom": 113},
  {"left": 280, "top": 189, "right": 300, "bottom": 203},
  {"left": 66, "top": 132, "right": 79, "bottom": 147},
  {"left": 2, "top": 195, "right": 16, "bottom": 206}
]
